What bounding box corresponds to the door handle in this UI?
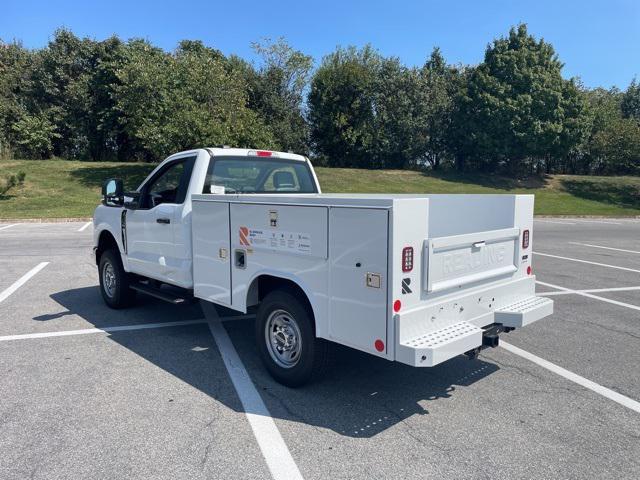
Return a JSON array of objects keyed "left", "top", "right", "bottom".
[{"left": 156, "top": 218, "right": 171, "bottom": 224}]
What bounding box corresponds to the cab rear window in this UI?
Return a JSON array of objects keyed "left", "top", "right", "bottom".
[{"left": 203, "top": 157, "right": 317, "bottom": 194}]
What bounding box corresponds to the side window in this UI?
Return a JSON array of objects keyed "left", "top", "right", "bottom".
[{"left": 145, "top": 156, "right": 195, "bottom": 207}]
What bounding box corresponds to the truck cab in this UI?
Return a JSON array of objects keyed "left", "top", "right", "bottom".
[
  {"left": 94, "top": 147, "right": 552, "bottom": 386},
  {"left": 94, "top": 147, "right": 319, "bottom": 290}
]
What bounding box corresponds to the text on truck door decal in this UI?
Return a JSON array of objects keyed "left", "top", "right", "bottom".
[{"left": 239, "top": 226, "right": 311, "bottom": 254}]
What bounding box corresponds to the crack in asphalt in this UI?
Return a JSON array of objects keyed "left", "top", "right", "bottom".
[{"left": 562, "top": 316, "right": 640, "bottom": 340}]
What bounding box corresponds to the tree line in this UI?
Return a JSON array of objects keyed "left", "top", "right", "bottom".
[{"left": 1, "top": 24, "right": 639, "bottom": 175}]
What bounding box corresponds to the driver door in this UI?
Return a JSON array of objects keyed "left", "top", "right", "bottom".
[{"left": 125, "top": 157, "right": 195, "bottom": 281}]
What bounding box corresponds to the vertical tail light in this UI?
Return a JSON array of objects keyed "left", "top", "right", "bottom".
[
  {"left": 522, "top": 230, "right": 530, "bottom": 249},
  {"left": 402, "top": 247, "right": 414, "bottom": 272}
]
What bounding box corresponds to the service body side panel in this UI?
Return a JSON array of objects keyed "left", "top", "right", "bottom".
[
  {"left": 229, "top": 203, "right": 330, "bottom": 331},
  {"left": 192, "top": 200, "right": 232, "bottom": 305},
  {"left": 328, "top": 207, "right": 389, "bottom": 356}
]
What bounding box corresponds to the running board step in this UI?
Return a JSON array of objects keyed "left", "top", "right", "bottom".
[
  {"left": 495, "top": 296, "right": 553, "bottom": 327},
  {"left": 397, "top": 321, "right": 483, "bottom": 367},
  {"left": 130, "top": 283, "right": 186, "bottom": 304}
]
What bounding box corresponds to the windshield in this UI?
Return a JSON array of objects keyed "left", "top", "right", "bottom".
[{"left": 203, "top": 156, "right": 317, "bottom": 194}]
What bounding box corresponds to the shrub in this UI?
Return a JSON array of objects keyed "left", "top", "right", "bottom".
[{"left": 0, "top": 171, "right": 26, "bottom": 196}]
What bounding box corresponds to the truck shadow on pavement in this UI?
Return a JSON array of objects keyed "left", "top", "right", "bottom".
[{"left": 44, "top": 286, "right": 499, "bottom": 439}]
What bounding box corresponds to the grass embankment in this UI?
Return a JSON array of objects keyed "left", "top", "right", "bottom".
[{"left": 0, "top": 158, "right": 639, "bottom": 219}]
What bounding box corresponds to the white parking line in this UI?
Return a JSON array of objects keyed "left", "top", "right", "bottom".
[
  {"left": 501, "top": 341, "right": 640, "bottom": 414},
  {"left": 0, "top": 319, "right": 208, "bottom": 342},
  {"left": 569, "top": 242, "right": 640, "bottom": 255},
  {"left": 534, "top": 252, "right": 640, "bottom": 274},
  {"left": 208, "top": 319, "right": 304, "bottom": 480},
  {"left": 1, "top": 313, "right": 304, "bottom": 479},
  {"left": 536, "top": 280, "right": 640, "bottom": 312},
  {"left": 0, "top": 224, "right": 17, "bottom": 231},
  {"left": 539, "top": 285, "right": 640, "bottom": 296},
  {"left": 0, "top": 262, "right": 49, "bottom": 304},
  {"left": 534, "top": 219, "right": 576, "bottom": 225},
  {"left": 77, "top": 221, "right": 92, "bottom": 232}
]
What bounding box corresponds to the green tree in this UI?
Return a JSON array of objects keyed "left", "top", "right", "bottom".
[
  {"left": 0, "top": 40, "right": 35, "bottom": 157},
  {"left": 417, "top": 48, "right": 459, "bottom": 170},
  {"left": 371, "top": 58, "right": 426, "bottom": 168},
  {"left": 11, "top": 111, "right": 59, "bottom": 158},
  {"left": 112, "top": 39, "right": 274, "bottom": 161},
  {"left": 308, "top": 46, "right": 380, "bottom": 167},
  {"left": 309, "top": 46, "right": 460, "bottom": 170},
  {"left": 250, "top": 38, "right": 313, "bottom": 153},
  {"left": 590, "top": 117, "right": 640, "bottom": 174},
  {"left": 458, "top": 24, "right": 589, "bottom": 173},
  {"left": 574, "top": 87, "right": 622, "bottom": 174},
  {"left": 29, "top": 29, "right": 94, "bottom": 158},
  {"left": 621, "top": 79, "right": 640, "bottom": 121}
]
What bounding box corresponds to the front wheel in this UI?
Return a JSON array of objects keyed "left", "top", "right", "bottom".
[
  {"left": 255, "top": 289, "right": 330, "bottom": 387},
  {"left": 98, "top": 249, "right": 136, "bottom": 309}
]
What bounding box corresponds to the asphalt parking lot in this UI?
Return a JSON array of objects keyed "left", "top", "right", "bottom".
[{"left": 1, "top": 219, "right": 639, "bottom": 479}]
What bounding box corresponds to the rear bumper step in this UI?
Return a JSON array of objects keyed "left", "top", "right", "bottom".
[
  {"left": 396, "top": 296, "right": 553, "bottom": 367},
  {"left": 495, "top": 296, "right": 553, "bottom": 327},
  {"left": 397, "top": 321, "right": 483, "bottom": 367}
]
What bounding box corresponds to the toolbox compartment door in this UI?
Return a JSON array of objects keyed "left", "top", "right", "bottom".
[
  {"left": 193, "top": 200, "right": 232, "bottom": 305},
  {"left": 329, "top": 208, "right": 389, "bottom": 355},
  {"left": 424, "top": 227, "right": 519, "bottom": 293}
]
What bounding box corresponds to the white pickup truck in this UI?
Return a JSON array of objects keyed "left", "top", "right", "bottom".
[{"left": 94, "top": 147, "right": 553, "bottom": 386}]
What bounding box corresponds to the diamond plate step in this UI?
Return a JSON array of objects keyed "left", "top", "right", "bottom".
[
  {"left": 495, "top": 296, "right": 553, "bottom": 327},
  {"left": 397, "top": 321, "right": 483, "bottom": 367}
]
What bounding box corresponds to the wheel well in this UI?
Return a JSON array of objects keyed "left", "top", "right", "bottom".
[
  {"left": 247, "top": 275, "right": 314, "bottom": 320},
  {"left": 96, "top": 230, "right": 119, "bottom": 265}
]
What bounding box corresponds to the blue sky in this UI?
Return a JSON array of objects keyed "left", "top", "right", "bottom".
[{"left": 2, "top": 0, "right": 638, "bottom": 89}]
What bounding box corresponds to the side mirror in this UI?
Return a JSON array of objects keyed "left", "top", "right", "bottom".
[{"left": 102, "top": 178, "right": 124, "bottom": 207}]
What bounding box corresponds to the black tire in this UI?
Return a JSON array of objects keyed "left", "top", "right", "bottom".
[
  {"left": 98, "top": 249, "right": 137, "bottom": 309},
  {"left": 255, "top": 289, "right": 330, "bottom": 387}
]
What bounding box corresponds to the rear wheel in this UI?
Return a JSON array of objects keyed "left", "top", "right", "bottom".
[
  {"left": 98, "top": 249, "right": 136, "bottom": 309},
  {"left": 256, "top": 289, "right": 330, "bottom": 387}
]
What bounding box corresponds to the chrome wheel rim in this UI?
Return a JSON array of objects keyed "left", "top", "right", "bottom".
[
  {"left": 102, "top": 261, "right": 116, "bottom": 298},
  {"left": 265, "top": 309, "right": 302, "bottom": 368}
]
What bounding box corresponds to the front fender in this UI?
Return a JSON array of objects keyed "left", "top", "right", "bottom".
[{"left": 93, "top": 205, "right": 130, "bottom": 272}]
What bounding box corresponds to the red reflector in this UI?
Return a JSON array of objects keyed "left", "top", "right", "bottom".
[
  {"left": 256, "top": 150, "right": 272, "bottom": 157},
  {"left": 402, "top": 246, "right": 414, "bottom": 272},
  {"left": 527, "top": 266, "right": 532, "bottom": 275},
  {"left": 374, "top": 339, "right": 385, "bottom": 352},
  {"left": 522, "top": 230, "right": 530, "bottom": 249},
  {"left": 393, "top": 300, "right": 401, "bottom": 312}
]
